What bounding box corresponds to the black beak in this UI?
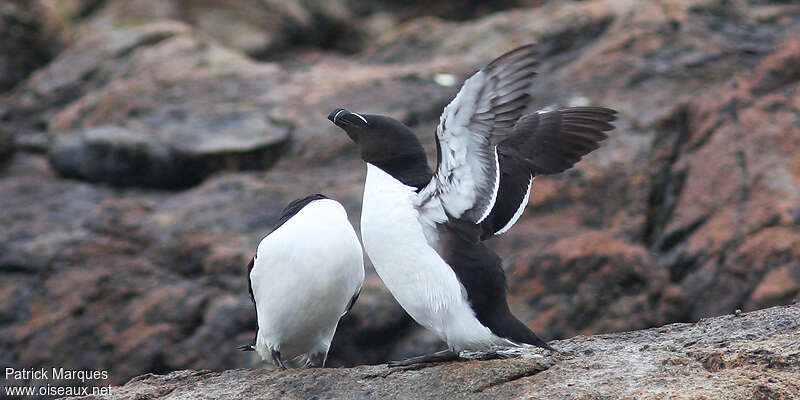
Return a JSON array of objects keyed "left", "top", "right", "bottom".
[
  {"left": 328, "top": 108, "right": 349, "bottom": 126},
  {"left": 328, "top": 108, "right": 369, "bottom": 129}
]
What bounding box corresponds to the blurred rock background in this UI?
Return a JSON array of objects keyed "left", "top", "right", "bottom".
[{"left": 0, "top": 0, "right": 798, "bottom": 393}]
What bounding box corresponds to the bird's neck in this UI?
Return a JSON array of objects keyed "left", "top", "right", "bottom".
[{"left": 368, "top": 155, "right": 432, "bottom": 191}]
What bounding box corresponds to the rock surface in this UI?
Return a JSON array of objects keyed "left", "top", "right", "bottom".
[
  {"left": 2, "top": 21, "right": 293, "bottom": 187},
  {"left": 76, "top": 305, "right": 800, "bottom": 400},
  {"left": 0, "top": 1, "right": 54, "bottom": 93},
  {"left": 1, "top": 0, "right": 800, "bottom": 398}
]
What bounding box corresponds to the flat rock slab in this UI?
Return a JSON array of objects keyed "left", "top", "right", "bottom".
[
  {"left": 2, "top": 21, "right": 293, "bottom": 188},
  {"left": 77, "top": 305, "right": 800, "bottom": 400},
  {"left": 49, "top": 114, "right": 290, "bottom": 188}
]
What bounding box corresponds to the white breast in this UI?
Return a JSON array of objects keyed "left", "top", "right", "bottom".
[
  {"left": 250, "top": 199, "right": 365, "bottom": 360},
  {"left": 361, "top": 163, "right": 504, "bottom": 351}
]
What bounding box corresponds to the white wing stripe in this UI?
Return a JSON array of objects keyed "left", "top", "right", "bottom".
[
  {"left": 415, "top": 45, "right": 538, "bottom": 229},
  {"left": 476, "top": 146, "right": 500, "bottom": 224},
  {"left": 428, "top": 72, "right": 487, "bottom": 220},
  {"left": 495, "top": 175, "right": 533, "bottom": 235}
]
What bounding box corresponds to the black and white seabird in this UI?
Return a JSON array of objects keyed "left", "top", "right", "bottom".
[
  {"left": 328, "top": 44, "right": 616, "bottom": 365},
  {"left": 238, "top": 194, "right": 365, "bottom": 369}
]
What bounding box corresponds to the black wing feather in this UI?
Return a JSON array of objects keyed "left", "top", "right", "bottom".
[
  {"left": 478, "top": 107, "right": 616, "bottom": 237},
  {"left": 436, "top": 228, "right": 553, "bottom": 350},
  {"left": 500, "top": 107, "right": 617, "bottom": 175}
]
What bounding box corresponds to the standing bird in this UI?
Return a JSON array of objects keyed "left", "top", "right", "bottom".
[
  {"left": 238, "top": 194, "right": 365, "bottom": 369},
  {"left": 328, "top": 44, "right": 616, "bottom": 366}
]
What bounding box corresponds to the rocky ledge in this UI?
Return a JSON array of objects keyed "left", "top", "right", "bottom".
[
  {"left": 2, "top": 0, "right": 800, "bottom": 396},
  {"left": 77, "top": 304, "right": 800, "bottom": 400}
]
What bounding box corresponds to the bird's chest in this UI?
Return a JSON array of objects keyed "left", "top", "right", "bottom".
[
  {"left": 361, "top": 164, "right": 433, "bottom": 264},
  {"left": 361, "top": 164, "right": 466, "bottom": 332}
]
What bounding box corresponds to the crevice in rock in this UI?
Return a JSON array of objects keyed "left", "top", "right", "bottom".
[
  {"left": 148, "top": 352, "right": 171, "bottom": 376},
  {"left": 250, "top": 12, "right": 365, "bottom": 61},
  {"left": 663, "top": 247, "right": 702, "bottom": 283},
  {"left": 0, "top": 262, "right": 38, "bottom": 274},
  {"left": 643, "top": 104, "right": 691, "bottom": 249},
  {"left": 657, "top": 215, "right": 708, "bottom": 254},
  {"left": 114, "top": 31, "right": 179, "bottom": 60},
  {"left": 74, "top": 0, "right": 107, "bottom": 20},
  {"left": 538, "top": 15, "right": 615, "bottom": 59},
  {"left": 472, "top": 365, "right": 548, "bottom": 393},
  {"left": 179, "top": 295, "right": 210, "bottom": 339},
  {"left": 348, "top": 0, "right": 534, "bottom": 22}
]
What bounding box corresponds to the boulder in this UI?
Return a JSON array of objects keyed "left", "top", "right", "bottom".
[
  {"left": 1, "top": 22, "right": 292, "bottom": 187},
  {"left": 48, "top": 117, "right": 289, "bottom": 188}
]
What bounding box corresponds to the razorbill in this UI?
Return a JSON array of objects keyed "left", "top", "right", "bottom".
[
  {"left": 328, "top": 44, "right": 616, "bottom": 365},
  {"left": 238, "top": 194, "right": 365, "bottom": 369}
]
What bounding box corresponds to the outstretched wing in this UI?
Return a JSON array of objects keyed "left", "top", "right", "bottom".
[
  {"left": 416, "top": 45, "right": 539, "bottom": 228},
  {"left": 477, "top": 107, "right": 617, "bottom": 239},
  {"left": 414, "top": 44, "right": 617, "bottom": 240},
  {"left": 500, "top": 107, "right": 616, "bottom": 174}
]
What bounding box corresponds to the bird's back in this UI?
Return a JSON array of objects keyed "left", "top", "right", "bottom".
[{"left": 251, "top": 199, "right": 364, "bottom": 360}]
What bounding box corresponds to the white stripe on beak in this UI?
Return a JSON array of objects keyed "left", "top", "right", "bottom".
[
  {"left": 333, "top": 109, "right": 347, "bottom": 123},
  {"left": 352, "top": 113, "right": 368, "bottom": 124}
]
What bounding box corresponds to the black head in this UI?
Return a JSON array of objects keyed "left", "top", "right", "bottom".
[{"left": 328, "top": 108, "right": 432, "bottom": 189}]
